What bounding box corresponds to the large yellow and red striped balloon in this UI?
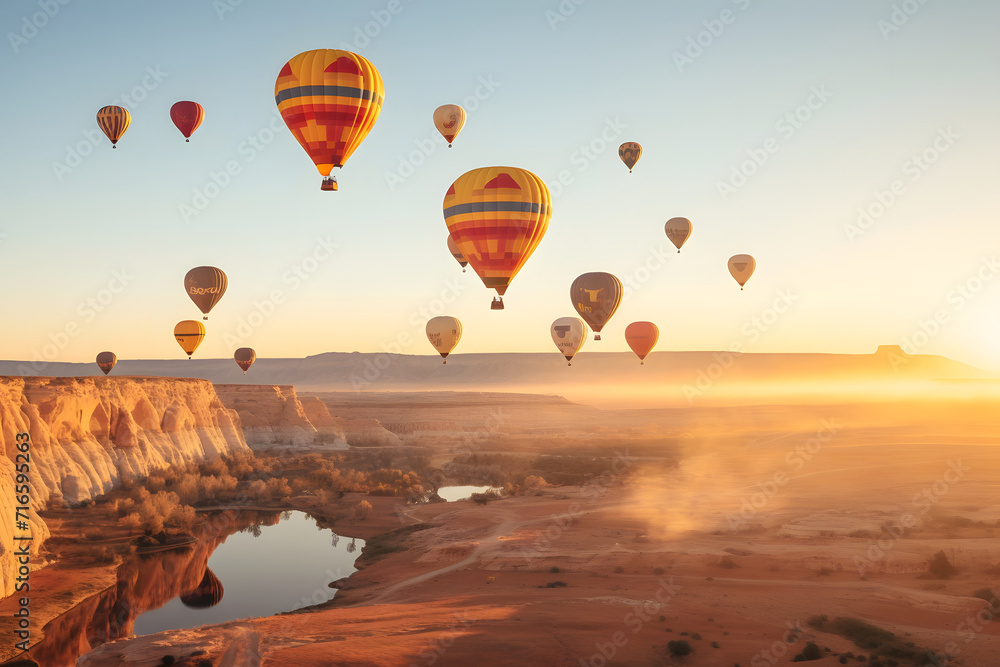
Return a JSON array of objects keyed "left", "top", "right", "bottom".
[
  {"left": 275, "top": 49, "right": 384, "bottom": 191},
  {"left": 443, "top": 167, "right": 551, "bottom": 309},
  {"left": 97, "top": 106, "right": 131, "bottom": 148}
]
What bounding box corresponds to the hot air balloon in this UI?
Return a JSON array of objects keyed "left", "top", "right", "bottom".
[
  {"left": 447, "top": 235, "right": 468, "bottom": 272},
  {"left": 433, "top": 104, "right": 466, "bottom": 148},
  {"left": 443, "top": 167, "right": 551, "bottom": 310},
  {"left": 184, "top": 267, "right": 227, "bottom": 320},
  {"left": 728, "top": 254, "right": 756, "bottom": 290},
  {"left": 170, "top": 101, "right": 205, "bottom": 142},
  {"left": 174, "top": 320, "right": 206, "bottom": 358},
  {"left": 550, "top": 317, "right": 587, "bottom": 366},
  {"left": 618, "top": 142, "right": 642, "bottom": 173},
  {"left": 625, "top": 322, "right": 659, "bottom": 365},
  {"left": 275, "top": 49, "right": 385, "bottom": 191},
  {"left": 97, "top": 106, "right": 131, "bottom": 148},
  {"left": 96, "top": 351, "right": 117, "bottom": 375},
  {"left": 234, "top": 348, "right": 256, "bottom": 374},
  {"left": 426, "top": 316, "right": 462, "bottom": 364},
  {"left": 665, "top": 217, "right": 692, "bottom": 253},
  {"left": 180, "top": 568, "right": 224, "bottom": 609},
  {"left": 570, "top": 272, "right": 623, "bottom": 340}
]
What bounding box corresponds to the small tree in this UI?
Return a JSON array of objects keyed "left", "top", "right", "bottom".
[{"left": 355, "top": 500, "right": 373, "bottom": 521}]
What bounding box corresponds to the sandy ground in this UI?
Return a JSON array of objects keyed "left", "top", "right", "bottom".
[{"left": 6, "top": 392, "right": 1000, "bottom": 666}]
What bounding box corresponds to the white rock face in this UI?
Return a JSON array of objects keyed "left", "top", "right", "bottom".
[
  {"left": 0, "top": 376, "right": 249, "bottom": 598},
  {"left": 214, "top": 384, "right": 348, "bottom": 449}
]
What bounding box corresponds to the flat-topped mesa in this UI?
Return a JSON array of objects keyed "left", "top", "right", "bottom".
[
  {"left": 214, "top": 384, "right": 345, "bottom": 449},
  {"left": 0, "top": 375, "right": 249, "bottom": 598}
]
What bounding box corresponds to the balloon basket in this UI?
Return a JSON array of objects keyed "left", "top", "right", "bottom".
[
  {"left": 594, "top": 334, "right": 601, "bottom": 341},
  {"left": 491, "top": 297, "right": 504, "bottom": 311},
  {"left": 321, "top": 177, "right": 338, "bottom": 192}
]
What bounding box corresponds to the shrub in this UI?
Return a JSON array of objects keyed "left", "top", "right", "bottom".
[
  {"left": 794, "top": 642, "right": 823, "bottom": 661},
  {"left": 928, "top": 550, "right": 958, "bottom": 579},
  {"left": 614, "top": 566, "right": 625, "bottom": 574},
  {"left": 717, "top": 556, "right": 739, "bottom": 569},
  {"left": 550, "top": 566, "right": 560, "bottom": 573},
  {"left": 667, "top": 640, "right": 692, "bottom": 657},
  {"left": 354, "top": 500, "right": 373, "bottom": 520}
]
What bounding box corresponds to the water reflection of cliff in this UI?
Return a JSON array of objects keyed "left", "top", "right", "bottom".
[{"left": 27, "top": 510, "right": 280, "bottom": 667}]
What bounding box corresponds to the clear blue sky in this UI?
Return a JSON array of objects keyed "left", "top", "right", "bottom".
[{"left": 2, "top": 0, "right": 998, "bottom": 369}]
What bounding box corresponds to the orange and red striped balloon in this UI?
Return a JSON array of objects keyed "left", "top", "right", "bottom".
[
  {"left": 443, "top": 167, "right": 551, "bottom": 309},
  {"left": 275, "top": 49, "right": 384, "bottom": 191},
  {"left": 96, "top": 106, "right": 130, "bottom": 148}
]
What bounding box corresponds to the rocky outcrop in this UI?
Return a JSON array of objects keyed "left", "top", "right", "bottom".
[
  {"left": 0, "top": 376, "right": 248, "bottom": 598},
  {"left": 214, "top": 384, "right": 348, "bottom": 450},
  {"left": 381, "top": 420, "right": 464, "bottom": 435},
  {"left": 332, "top": 418, "right": 402, "bottom": 446},
  {"left": 300, "top": 396, "right": 348, "bottom": 446}
]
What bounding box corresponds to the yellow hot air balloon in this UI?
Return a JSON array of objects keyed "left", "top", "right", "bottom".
[
  {"left": 234, "top": 348, "right": 256, "bottom": 374},
  {"left": 570, "top": 272, "right": 623, "bottom": 340},
  {"left": 447, "top": 235, "right": 467, "bottom": 272},
  {"left": 96, "top": 351, "right": 117, "bottom": 375},
  {"left": 625, "top": 321, "right": 659, "bottom": 365},
  {"left": 433, "top": 104, "right": 466, "bottom": 148},
  {"left": 443, "top": 167, "right": 551, "bottom": 310},
  {"left": 665, "top": 217, "right": 692, "bottom": 253},
  {"left": 426, "top": 316, "right": 462, "bottom": 364},
  {"left": 550, "top": 317, "right": 587, "bottom": 366},
  {"left": 275, "top": 49, "right": 384, "bottom": 191},
  {"left": 184, "top": 267, "right": 227, "bottom": 320},
  {"left": 618, "top": 142, "right": 642, "bottom": 173},
  {"left": 97, "top": 106, "right": 131, "bottom": 148},
  {"left": 728, "top": 254, "right": 756, "bottom": 290},
  {"left": 174, "top": 320, "right": 206, "bottom": 358}
]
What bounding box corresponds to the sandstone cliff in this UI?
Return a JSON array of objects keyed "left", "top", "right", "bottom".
[
  {"left": 0, "top": 376, "right": 249, "bottom": 598},
  {"left": 214, "top": 384, "right": 347, "bottom": 449}
]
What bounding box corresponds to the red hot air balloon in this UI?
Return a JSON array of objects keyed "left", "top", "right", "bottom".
[{"left": 170, "top": 101, "right": 205, "bottom": 142}]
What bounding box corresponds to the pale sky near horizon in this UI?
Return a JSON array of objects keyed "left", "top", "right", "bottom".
[{"left": 2, "top": 1, "right": 998, "bottom": 370}]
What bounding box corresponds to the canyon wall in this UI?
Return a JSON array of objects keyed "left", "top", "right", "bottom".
[
  {"left": 0, "top": 376, "right": 249, "bottom": 598},
  {"left": 214, "top": 385, "right": 347, "bottom": 449}
]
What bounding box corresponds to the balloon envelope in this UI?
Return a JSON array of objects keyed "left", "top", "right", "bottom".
[
  {"left": 96, "top": 106, "right": 130, "bottom": 147},
  {"left": 443, "top": 167, "right": 551, "bottom": 305},
  {"left": 433, "top": 104, "right": 466, "bottom": 147},
  {"left": 550, "top": 317, "right": 587, "bottom": 365},
  {"left": 618, "top": 142, "right": 642, "bottom": 172},
  {"left": 447, "top": 235, "right": 468, "bottom": 269},
  {"left": 570, "top": 272, "right": 623, "bottom": 339},
  {"left": 170, "top": 101, "right": 205, "bottom": 140},
  {"left": 96, "top": 351, "right": 117, "bottom": 375},
  {"left": 180, "top": 568, "right": 224, "bottom": 609},
  {"left": 728, "top": 254, "right": 756, "bottom": 288},
  {"left": 425, "top": 316, "right": 462, "bottom": 362},
  {"left": 234, "top": 347, "right": 256, "bottom": 374},
  {"left": 625, "top": 321, "right": 659, "bottom": 363},
  {"left": 184, "top": 266, "right": 227, "bottom": 319},
  {"left": 665, "top": 217, "right": 692, "bottom": 252},
  {"left": 275, "top": 49, "right": 384, "bottom": 189},
  {"left": 174, "top": 320, "right": 206, "bottom": 358}
]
